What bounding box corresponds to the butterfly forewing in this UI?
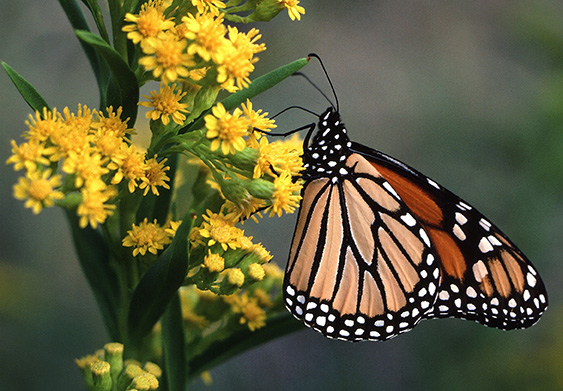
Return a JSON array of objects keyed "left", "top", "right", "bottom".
[
  {"left": 284, "top": 152, "right": 441, "bottom": 341},
  {"left": 356, "top": 145, "right": 548, "bottom": 329}
]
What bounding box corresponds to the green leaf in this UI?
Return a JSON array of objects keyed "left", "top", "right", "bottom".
[
  {"left": 182, "top": 57, "right": 310, "bottom": 133},
  {"left": 2, "top": 62, "right": 50, "bottom": 112},
  {"left": 186, "top": 312, "right": 304, "bottom": 379},
  {"left": 127, "top": 213, "right": 194, "bottom": 345},
  {"left": 57, "top": 0, "right": 110, "bottom": 108},
  {"left": 65, "top": 211, "right": 122, "bottom": 341},
  {"left": 80, "top": 0, "right": 110, "bottom": 42},
  {"left": 75, "top": 30, "right": 139, "bottom": 123},
  {"left": 160, "top": 293, "right": 186, "bottom": 391}
]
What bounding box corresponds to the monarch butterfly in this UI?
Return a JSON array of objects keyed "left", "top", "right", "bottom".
[{"left": 283, "top": 54, "right": 548, "bottom": 341}]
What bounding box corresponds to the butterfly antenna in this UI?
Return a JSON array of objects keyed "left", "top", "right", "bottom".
[
  {"left": 292, "top": 72, "right": 336, "bottom": 111},
  {"left": 308, "top": 53, "right": 339, "bottom": 112}
]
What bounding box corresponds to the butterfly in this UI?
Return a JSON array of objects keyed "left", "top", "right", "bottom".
[{"left": 282, "top": 55, "right": 548, "bottom": 341}]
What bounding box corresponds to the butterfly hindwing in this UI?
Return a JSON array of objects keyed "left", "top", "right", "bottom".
[{"left": 353, "top": 144, "right": 548, "bottom": 329}]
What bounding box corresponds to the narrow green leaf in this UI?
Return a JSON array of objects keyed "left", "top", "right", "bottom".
[
  {"left": 182, "top": 57, "right": 310, "bottom": 133},
  {"left": 127, "top": 213, "right": 193, "bottom": 345},
  {"left": 2, "top": 62, "right": 50, "bottom": 112},
  {"left": 80, "top": 0, "right": 111, "bottom": 42},
  {"left": 186, "top": 312, "right": 304, "bottom": 379},
  {"left": 160, "top": 293, "right": 186, "bottom": 391},
  {"left": 75, "top": 30, "right": 139, "bottom": 123},
  {"left": 65, "top": 211, "right": 122, "bottom": 341},
  {"left": 57, "top": 0, "right": 109, "bottom": 107}
]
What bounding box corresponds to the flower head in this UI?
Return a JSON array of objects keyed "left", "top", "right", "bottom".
[
  {"left": 13, "top": 169, "right": 64, "bottom": 214},
  {"left": 192, "top": 0, "right": 226, "bottom": 15},
  {"left": 217, "top": 28, "right": 265, "bottom": 91},
  {"left": 197, "top": 209, "right": 244, "bottom": 251},
  {"left": 139, "top": 33, "right": 194, "bottom": 83},
  {"left": 123, "top": 0, "right": 175, "bottom": 45},
  {"left": 108, "top": 144, "right": 148, "bottom": 193},
  {"left": 228, "top": 293, "right": 266, "bottom": 331},
  {"left": 204, "top": 250, "right": 225, "bottom": 272},
  {"left": 6, "top": 139, "right": 56, "bottom": 171},
  {"left": 183, "top": 12, "right": 228, "bottom": 64},
  {"left": 122, "top": 218, "right": 172, "bottom": 256},
  {"left": 280, "top": 0, "right": 305, "bottom": 21},
  {"left": 77, "top": 187, "right": 117, "bottom": 229},
  {"left": 267, "top": 171, "right": 302, "bottom": 217},
  {"left": 205, "top": 103, "right": 250, "bottom": 155},
  {"left": 139, "top": 83, "right": 189, "bottom": 125},
  {"left": 140, "top": 156, "right": 171, "bottom": 196}
]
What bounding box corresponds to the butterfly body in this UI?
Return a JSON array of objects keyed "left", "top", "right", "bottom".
[{"left": 283, "top": 106, "right": 548, "bottom": 341}]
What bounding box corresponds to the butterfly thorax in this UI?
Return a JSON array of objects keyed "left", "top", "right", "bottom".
[{"left": 303, "top": 107, "right": 353, "bottom": 180}]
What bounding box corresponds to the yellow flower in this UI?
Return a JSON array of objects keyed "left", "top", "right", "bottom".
[
  {"left": 226, "top": 268, "right": 245, "bottom": 287},
  {"left": 247, "top": 263, "right": 265, "bottom": 281},
  {"left": 267, "top": 171, "right": 302, "bottom": 217},
  {"left": 279, "top": 0, "right": 305, "bottom": 21},
  {"left": 24, "top": 107, "right": 62, "bottom": 143},
  {"left": 204, "top": 250, "right": 225, "bottom": 272},
  {"left": 48, "top": 122, "right": 91, "bottom": 161},
  {"left": 62, "top": 150, "right": 108, "bottom": 191},
  {"left": 222, "top": 198, "right": 266, "bottom": 223},
  {"left": 217, "top": 27, "right": 265, "bottom": 91},
  {"left": 229, "top": 293, "right": 266, "bottom": 331},
  {"left": 241, "top": 99, "right": 276, "bottom": 147},
  {"left": 59, "top": 105, "right": 93, "bottom": 135},
  {"left": 13, "top": 169, "right": 64, "bottom": 214},
  {"left": 165, "top": 219, "right": 182, "bottom": 237},
  {"left": 205, "top": 103, "right": 250, "bottom": 155},
  {"left": 6, "top": 139, "right": 56, "bottom": 171},
  {"left": 77, "top": 187, "right": 117, "bottom": 229},
  {"left": 109, "top": 144, "right": 148, "bottom": 193},
  {"left": 122, "top": 218, "right": 172, "bottom": 256},
  {"left": 253, "top": 137, "right": 304, "bottom": 179},
  {"left": 93, "top": 106, "right": 134, "bottom": 138},
  {"left": 92, "top": 132, "right": 124, "bottom": 159},
  {"left": 192, "top": 0, "right": 226, "bottom": 15},
  {"left": 183, "top": 13, "right": 228, "bottom": 64},
  {"left": 139, "top": 83, "right": 190, "bottom": 125},
  {"left": 197, "top": 209, "right": 244, "bottom": 251},
  {"left": 252, "top": 242, "right": 273, "bottom": 263},
  {"left": 123, "top": 0, "right": 175, "bottom": 45},
  {"left": 140, "top": 156, "right": 171, "bottom": 196},
  {"left": 139, "top": 33, "right": 194, "bottom": 83}
]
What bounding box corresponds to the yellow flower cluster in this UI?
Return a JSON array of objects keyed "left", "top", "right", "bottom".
[
  {"left": 6, "top": 106, "right": 171, "bottom": 228},
  {"left": 188, "top": 209, "right": 273, "bottom": 294},
  {"left": 180, "top": 262, "right": 284, "bottom": 333},
  {"left": 126, "top": 0, "right": 265, "bottom": 92},
  {"left": 122, "top": 218, "right": 181, "bottom": 257},
  {"left": 76, "top": 342, "right": 161, "bottom": 391}
]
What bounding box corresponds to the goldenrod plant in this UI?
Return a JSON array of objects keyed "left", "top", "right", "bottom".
[{"left": 4, "top": 0, "right": 307, "bottom": 389}]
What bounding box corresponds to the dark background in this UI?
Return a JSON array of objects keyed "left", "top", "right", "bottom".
[{"left": 1, "top": 1, "right": 562, "bottom": 390}]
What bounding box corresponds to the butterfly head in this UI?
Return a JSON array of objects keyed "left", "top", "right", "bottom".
[{"left": 303, "top": 107, "right": 353, "bottom": 179}]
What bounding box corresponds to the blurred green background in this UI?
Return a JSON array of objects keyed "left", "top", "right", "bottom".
[{"left": 1, "top": 1, "right": 562, "bottom": 390}]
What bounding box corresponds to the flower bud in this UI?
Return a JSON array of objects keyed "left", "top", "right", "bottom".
[
  {"left": 104, "top": 343, "right": 124, "bottom": 383},
  {"left": 91, "top": 361, "right": 112, "bottom": 391},
  {"left": 244, "top": 178, "right": 274, "bottom": 199},
  {"left": 248, "top": 0, "right": 284, "bottom": 22}
]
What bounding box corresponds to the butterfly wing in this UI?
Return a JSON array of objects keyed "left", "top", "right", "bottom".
[
  {"left": 284, "top": 152, "right": 441, "bottom": 341},
  {"left": 351, "top": 142, "right": 548, "bottom": 330}
]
